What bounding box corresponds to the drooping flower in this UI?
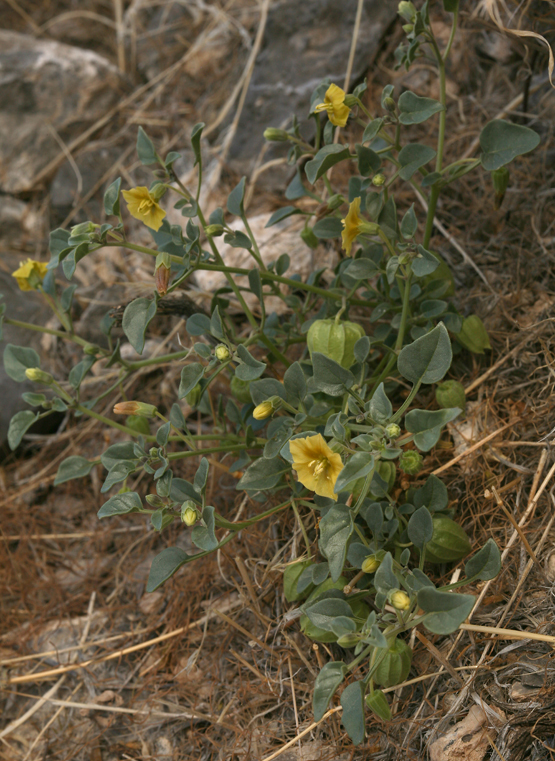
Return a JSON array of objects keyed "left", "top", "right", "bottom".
[
  {"left": 11, "top": 259, "right": 48, "bottom": 291},
  {"left": 289, "top": 433, "right": 343, "bottom": 500},
  {"left": 121, "top": 186, "right": 166, "bottom": 231},
  {"left": 341, "top": 197, "right": 364, "bottom": 255},
  {"left": 113, "top": 401, "right": 158, "bottom": 418},
  {"left": 313, "top": 84, "right": 351, "bottom": 128}
]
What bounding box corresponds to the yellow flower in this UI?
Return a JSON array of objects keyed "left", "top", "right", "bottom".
[
  {"left": 253, "top": 401, "right": 273, "bottom": 420},
  {"left": 11, "top": 259, "right": 48, "bottom": 291},
  {"left": 313, "top": 84, "right": 351, "bottom": 128},
  {"left": 390, "top": 591, "right": 411, "bottom": 611},
  {"left": 121, "top": 186, "right": 166, "bottom": 231},
  {"left": 341, "top": 197, "right": 364, "bottom": 255},
  {"left": 289, "top": 433, "right": 343, "bottom": 501}
]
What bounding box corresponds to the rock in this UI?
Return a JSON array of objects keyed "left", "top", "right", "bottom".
[
  {"left": 227, "top": 0, "right": 397, "bottom": 176},
  {"left": 510, "top": 682, "right": 540, "bottom": 702},
  {"left": 0, "top": 31, "right": 125, "bottom": 193},
  {"left": 0, "top": 197, "right": 43, "bottom": 250},
  {"left": 429, "top": 705, "right": 505, "bottom": 761},
  {"left": 193, "top": 213, "right": 337, "bottom": 313}
]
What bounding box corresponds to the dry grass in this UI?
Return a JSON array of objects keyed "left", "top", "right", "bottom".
[{"left": 2, "top": 2, "right": 555, "bottom": 759}]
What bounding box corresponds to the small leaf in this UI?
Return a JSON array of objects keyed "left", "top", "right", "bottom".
[
  {"left": 397, "top": 323, "right": 452, "bottom": 385},
  {"left": 191, "top": 505, "right": 218, "bottom": 551},
  {"left": 178, "top": 363, "right": 205, "bottom": 398},
  {"left": 137, "top": 126, "right": 158, "bottom": 165},
  {"left": 413, "top": 475, "right": 448, "bottom": 512},
  {"left": 186, "top": 313, "right": 211, "bottom": 337},
  {"left": 54, "top": 456, "right": 96, "bottom": 485},
  {"left": 368, "top": 383, "right": 392, "bottom": 423},
  {"left": 417, "top": 588, "right": 475, "bottom": 634},
  {"left": 304, "top": 598, "right": 354, "bottom": 631},
  {"left": 191, "top": 122, "right": 205, "bottom": 167},
  {"left": 104, "top": 177, "right": 121, "bottom": 216},
  {"left": 464, "top": 539, "right": 501, "bottom": 581},
  {"left": 405, "top": 407, "right": 461, "bottom": 451},
  {"left": 362, "top": 118, "right": 384, "bottom": 143},
  {"left": 335, "top": 452, "right": 374, "bottom": 495},
  {"left": 412, "top": 245, "right": 440, "bottom": 277},
  {"left": 318, "top": 504, "right": 354, "bottom": 581},
  {"left": 3, "top": 344, "right": 41, "bottom": 382},
  {"left": 101, "top": 442, "right": 137, "bottom": 471},
  {"left": 250, "top": 378, "right": 287, "bottom": 406},
  {"left": 265, "top": 206, "right": 303, "bottom": 227},
  {"left": 227, "top": 176, "right": 246, "bottom": 216},
  {"left": 398, "top": 143, "right": 436, "bottom": 180},
  {"left": 122, "top": 298, "right": 157, "bottom": 354},
  {"left": 312, "top": 217, "right": 343, "bottom": 239},
  {"left": 374, "top": 552, "right": 398, "bottom": 594},
  {"left": 146, "top": 547, "right": 189, "bottom": 592},
  {"left": 480, "top": 119, "right": 540, "bottom": 171},
  {"left": 398, "top": 91, "right": 444, "bottom": 125},
  {"left": 340, "top": 680, "right": 366, "bottom": 745},
  {"left": 194, "top": 458, "right": 209, "bottom": 494},
  {"left": 8, "top": 410, "right": 38, "bottom": 450},
  {"left": 236, "top": 457, "right": 289, "bottom": 491},
  {"left": 355, "top": 145, "right": 381, "bottom": 177},
  {"left": 407, "top": 506, "right": 434, "bottom": 550},
  {"left": 400, "top": 204, "right": 418, "bottom": 239},
  {"left": 98, "top": 491, "right": 142, "bottom": 519},
  {"left": 312, "top": 352, "right": 354, "bottom": 396},
  {"left": 283, "top": 361, "right": 307, "bottom": 405},
  {"left": 305, "top": 145, "right": 351, "bottom": 185},
  {"left": 313, "top": 662, "right": 347, "bottom": 721},
  {"left": 235, "top": 344, "right": 266, "bottom": 381}
]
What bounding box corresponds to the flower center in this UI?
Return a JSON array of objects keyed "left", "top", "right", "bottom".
[
  {"left": 310, "top": 457, "right": 330, "bottom": 479},
  {"left": 138, "top": 198, "right": 154, "bottom": 213}
]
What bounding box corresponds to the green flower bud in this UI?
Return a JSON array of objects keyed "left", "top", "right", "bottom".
[
  {"left": 372, "top": 173, "right": 386, "bottom": 187},
  {"left": 425, "top": 515, "right": 471, "bottom": 564},
  {"left": 307, "top": 318, "right": 365, "bottom": 369},
  {"left": 205, "top": 224, "right": 225, "bottom": 237},
  {"left": 390, "top": 590, "right": 411, "bottom": 611},
  {"left": 253, "top": 400, "right": 274, "bottom": 420},
  {"left": 435, "top": 380, "right": 466, "bottom": 411},
  {"left": 149, "top": 182, "right": 167, "bottom": 201},
  {"left": 398, "top": 1, "right": 416, "bottom": 21},
  {"left": 83, "top": 344, "right": 98, "bottom": 356},
  {"left": 383, "top": 97, "right": 397, "bottom": 112},
  {"left": 186, "top": 384, "right": 203, "bottom": 408},
  {"left": 402, "top": 23, "right": 414, "bottom": 33},
  {"left": 361, "top": 555, "right": 381, "bottom": 574},
  {"left": 457, "top": 315, "right": 491, "bottom": 355},
  {"left": 336, "top": 632, "right": 360, "bottom": 648},
  {"left": 230, "top": 376, "right": 252, "bottom": 404},
  {"left": 71, "top": 221, "right": 98, "bottom": 236},
  {"left": 399, "top": 450, "right": 423, "bottom": 475},
  {"left": 25, "top": 367, "right": 53, "bottom": 384},
  {"left": 215, "top": 344, "right": 231, "bottom": 362},
  {"left": 492, "top": 166, "right": 510, "bottom": 208},
  {"left": 146, "top": 494, "right": 166, "bottom": 507},
  {"left": 385, "top": 423, "right": 401, "bottom": 439},
  {"left": 300, "top": 225, "right": 319, "bottom": 250},
  {"left": 327, "top": 194, "right": 345, "bottom": 211},
  {"left": 149, "top": 447, "right": 159, "bottom": 457},
  {"left": 365, "top": 690, "right": 392, "bottom": 721},
  {"left": 263, "top": 127, "right": 290, "bottom": 142},
  {"left": 181, "top": 501, "right": 199, "bottom": 526}
]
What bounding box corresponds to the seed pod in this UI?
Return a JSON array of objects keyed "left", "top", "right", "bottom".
[
  {"left": 283, "top": 559, "right": 313, "bottom": 602},
  {"left": 370, "top": 461, "right": 396, "bottom": 497},
  {"left": 374, "top": 638, "right": 412, "bottom": 688},
  {"left": 365, "top": 689, "right": 392, "bottom": 721},
  {"left": 186, "top": 384, "right": 203, "bottom": 408},
  {"left": 435, "top": 380, "right": 466, "bottom": 411},
  {"left": 425, "top": 515, "right": 471, "bottom": 564},
  {"left": 307, "top": 319, "right": 365, "bottom": 369},
  {"left": 230, "top": 376, "right": 253, "bottom": 404},
  {"left": 263, "top": 128, "right": 290, "bottom": 142},
  {"left": 456, "top": 315, "right": 491, "bottom": 355},
  {"left": 125, "top": 415, "right": 151, "bottom": 436}
]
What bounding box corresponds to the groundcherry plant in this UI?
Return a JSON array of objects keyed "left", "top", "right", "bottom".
[{"left": 2, "top": 1, "right": 541, "bottom": 743}]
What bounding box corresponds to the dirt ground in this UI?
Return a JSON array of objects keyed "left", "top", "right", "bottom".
[{"left": 2, "top": 2, "right": 555, "bottom": 760}]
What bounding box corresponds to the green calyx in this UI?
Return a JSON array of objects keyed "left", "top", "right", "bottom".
[
  {"left": 230, "top": 375, "right": 253, "bottom": 404},
  {"left": 307, "top": 318, "right": 365, "bottom": 370},
  {"left": 373, "top": 638, "right": 412, "bottom": 688},
  {"left": 435, "top": 380, "right": 466, "bottom": 411},
  {"left": 425, "top": 515, "right": 471, "bottom": 564}
]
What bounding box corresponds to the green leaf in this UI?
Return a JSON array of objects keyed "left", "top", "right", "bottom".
[
  {"left": 194, "top": 458, "right": 209, "bottom": 494},
  {"left": 122, "top": 298, "right": 157, "bottom": 354},
  {"left": 210, "top": 306, "right": 224, "bottom": 340},
  {"left": 355, "top": 145, "right": 381, "bottom": 177},
  {"left": 400, "top": 204, "right": 418, "bottom": 239},
  {"left": 101, "top": 461, "right": 136, "bottom": 492},
  {"left": 60, "top": 284, "right": 77, "bottom": 313},
  {"left": 313, "top": 662, "right": 347, "bottom": 721},
  {"left": 21, "top": 392, "right": 46, "bottom": 406},
  {"left": 319, "top": 504, "right": 354, "bottom": 581},
  {"left": 397, "top": 323, "right": 452, "bottom": 385},
  {"left": 340, "top": 680, "right": 366, "bottom": 745},
  {"left": 398, "top": 143, "right": 436, "bottom": 180},
  {"left": 398, "top": 91, "right": 444, "bottom": 125},
  {"left": 312, "top": 352, "right": 354, "bottom": 396},
  {"left": 305, "top": 598, "right": 354, "bottom": 630},
  {"left": 405, "top": 407, "right": 461, "bottom": 451},
  {"left": 417, "top": 588, "right": 475, "bottom": 634},
  {"left": 407, "top": 506, "right": 434, "bottom": 550},
  {"left": 362, "top": 118, "right": 384, "bottom": 143},
  {"left": 374, "top": 552, "right": 398, "bottom": 594},
  {"left": 265, "top": 206, "right": 303, "bottom": 227},
  {"left": 171, "top": 478, "right": 201, "bottom": 505},
  {"left": 368, "top": 383, "right": 392, "bottom": 423},
  {"left": 464, "top": 539, "right": 501, "bottom": 581},
  {"left": 236, "top": 457, "right": 289, "bottom": 491},
  {"left": 68, "top": 356, "right": 95, "bottom": 390},
  {"left": 101, "top": 442, "right": 137, "bottom": 471},
  {"left": 156, "top": 421, "right": 171, "bottom": 447},
  {"left": 191, "top": 505, "right": 218, "bottom": 551},
  {"left": 235, "top": 344, "right": 266, "bottom": 381},
  {"left": 137, "top": 126, "right": 158, "bottom": 165},
  {"left": 335, "top": 452, "right": 374, "bottom": 495},
  {"left": 305, "top": 145, "right": 351, "bottom": 185},
  {"left": 227, "top": 176, "right": 246, "bottom": 216},
  {"left": 413, "top": 475, "right": 448, "bottom": 512},
  {"left": 48, "top": 228, "right": 71, "bottom": 267},
  {"left": 250, "top": 378, "right": 287, "bottom": 406},
  {"left": 191, "top": 122, "right": 205, "bottom": 167},
  {"left": 283, "top": 361, "right": 307, "bottom": 405},
  {"left": 98, "top": 491, "right": 142, "bottom": 519},
  {"left": 3, "top": 344, "right": 41, "bottom": 382},
  {"left": 104, "top": 177, "right": 121, "bottom": 216},
  {"left": 354, "top": 336, "right": 371, "bottom": 363},
  {"left": 147, "top": 547, "right": 189, "bottom": 592},
  {"left": 285, "top": 169, "right": 308, "bottom": 200},
  {"left": 480, "top": 119, "right": 540, "bottom": 171},
  {"left": 412, "top": 245, "right": 440, "bottom": 277},
  {"left": 312, "top": 217, "right": 343, "bottom": 239},
  {"left": 224, "top": 230, "right": 252, "bottom": 249},
  {"left": 178, "top": 363, "right": 205, "bottom": 398},
  {"left": 8, "top": 410, "right": 38, "bottom": 450},
  {"left": 186, "top": 313, "right": 211, "bottom": 337},
  {"left": 54, "top": 456, "right": 97, "bottom": 485}
]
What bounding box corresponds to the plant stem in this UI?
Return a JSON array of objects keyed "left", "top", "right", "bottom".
[{"left": 4, "top": 318, "right": 102, "bottom": 353}]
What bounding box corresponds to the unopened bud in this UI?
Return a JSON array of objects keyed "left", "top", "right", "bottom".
[
  {"left": 300, "top": 225, "right": 319, "bottom": 249},
  {"left": 25, "top": 367, "right": 53, "bottom": 384},
  {"left": 385, "top": 423, "right": 401, "bottom": 439},
  {"left": 83, "top": 344, "right": 98, "bottom": 355},
  {"left": 149, "top": 183, "right": 167, "bottom": 201},
  {"left": 253, "top": 400, "right": 274, "bottom": 420},
  {"left": 399, "top": 450, "right": 423, "bottom": 475},
  {"left": 492, "top": 166, "right": 510, "bottom": 209},
  {"left": 263, "top": 128, "right": 290, "bottom": 142},
  {"left": 113, "top": 401, "right": 158, "bottom": 418},
  {"left": 204, "top": 224, "right": 224, "bottom": 237},
  {"left": 336, "top": 632, "right": 360, "bottom": 648},
  {"left": 372, "top": 173, "right": 386, "bottom": 187},
  {"left": 181, "top": 501, "right": 199, "bottom": 526},
  {"left": 327, "top": 194, "right": 345, "bottom": 211},
  {"left": 398, "top": 1, "right": 416, "bottom": 21},
  {"left": 71, "top": 221, "right": 98, "bottom": 236},
  {"left": 402, "top": 23, "right": 414, "bottom": 33},
  {"left": 383, "top": 97, "right": 396, "bottom": 112},
  {"left": 215, "top": 344, "right": 231, "bottom": 362},
  {"left": 146, "top": 494, "right": 166, "bottom": 507},
  {"left": 362, "top": 555, "right": 381, "bottom": 574},
  {"left": 390, "top": 590, "right": 411, "bottom": 610}
]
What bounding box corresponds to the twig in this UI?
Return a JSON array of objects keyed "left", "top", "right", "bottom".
[
  {"left": 431, "top": 420, "right": 518, "bottom": 476},
  {"left": 260, "top": 707, "right": 342, "bottom": 761},
  {"left": 459, "top": 624, "right": 555, "bottom": 645}
]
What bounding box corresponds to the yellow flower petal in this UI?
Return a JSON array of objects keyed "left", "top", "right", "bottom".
[
  {"left": 11, "top": 259, "right": 48, "bottom": 291},
  {"left": 122, "top": 186, "right": 166, "bottom": 232},
  {"left": 341, "top": 196, "right": 363, "bottom": 255},
  {"left": 313, "top": 84, "right": 351, "bottom": 128},
  {"left": 290, "top": 433, "right": 343, "bottom": 500}
]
